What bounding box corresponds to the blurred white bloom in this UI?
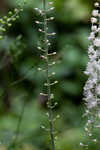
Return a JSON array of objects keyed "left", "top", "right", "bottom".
[
  {"left": 88, "top": 120, "right": 92, "bottom": 124},
  {"left": 92, "top": 10, "right": 99, "bottom": 17},
  {"left": 88, "top": 45, "right": 94, "bottom": 54},
  {"left": 94, "top": 38, "right": 100, "bottom": 47},
  {"left": 89, "top": 133, "right": 92, "bottom": 136},
  {"left": 88, "top": 32, "right": 95, "bottom": 40},
  {"left": 80, "top": 2, "right": 100, "bottom": 148},
  {"left": 96, "top": 85, "right": 100, "bottom": 95},
  {"left": 94, "top": 2, "right": 99, "bottom": 7},
  {"left": 87, "top": 100, "right": 97, "bottom": 109},
  {"left": 93, "top": 139, "right": 97, "bottom": 142},
  {"left": 91, "top": 17, "right": 97, "bottom": 23},
  {"left": 91, "top": 25, "right": 97, "bottom": 31}
]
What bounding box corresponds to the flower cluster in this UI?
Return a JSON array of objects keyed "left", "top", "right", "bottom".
[
  {"left": 35, "top": 1, "right": 58, "bottom": 150},
  {"left": 80, "top": 2, "right": 100, "bottom": 148},
  {"left": 35, "top": 1, "right": 57, "bottom": 106},
  {"left": 0, "top": 0, "right": 26, "bottom": 40}
]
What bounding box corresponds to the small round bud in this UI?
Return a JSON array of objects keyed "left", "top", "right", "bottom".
[
  {"left": 3, "top": 16, "right": 7, "bottom": 19},
  {"left": 52, "top": 62, "right": 56, "bottom": 65},
  {"left": 55, "top": 136, "right": 58, "bottom": 140},
  {"left": 85, "top": 127, "right": 88, "bottom": 131},
  {"left": 37, "top": 47, "right": 41, "bottom": 50},
  {"left": 12, "top": 18, "right": 16, "bottom": 21},
  {"left": 16, "top": 16, "right": 19, "bottom": 19},
  {"left": 40, "top": 93, "right": 44, "bottom": 95},
  {"left": 52, "top": 72, "right": 56, "bottom": 75},
  {"left": 20, "top": 8, "right": 23, "bottom": 12},
  {"left": 48, "top": 43, "right": 51, "bottom": 46},
  {"left": 88, "top": 120, "right": 92, "bottom": 123},
  {"left": 89, "top": 133, "right": 92, "bottom": 136},
  {"left": 50, "top": 94, "right": 54, "bottom": 99},
  {"left": 8, "top": 11, "right": 13, "bottom": 15},
  {"left": 44, "top": 83, "right": 48, "bottom": 86},
  {"left": 91, "top": 25, "right": 97, "bottom": 31},
  {"left": 52, "top": 32, "right": 56, "bottom": 35},
  {"left": 34, "top": 8, "right": 38, "bottom": 11},
  {"left": 56, "top": 115, "right": 60, "bottom": 119},
  {"left": 91, "top": 17, "right": 97, "bottom": 23},
  {"left": 93, "top": 139, "right": 97, "bottom": 143},
  {"left": 38, "top": 28, "right": 42, "bottom": 32},
  {"left": 41, "top": 125, "right": 45, "bottom": 129},
  {"left": 50, "top": 7, "right": 55, "bottom": 10},
  {"left": 80, "top": 142, "right": 84, "bottom": 146},
  {"left": 94, "top": 2, "right": 99, "bottom": 7},
  {"left": 8, "top": 23, "right": 12, "bottom": 27},
  {"left": 38, "top": 68, "right": 42, "bottom": 71},
  {"left": 7, "top": 18, "right": 11, "bottom": 22},
  {"left": 54, "top": 81, "right": 58, "bottom": 84},
  {"left": 0, "top": 19, "right": 3, "bottom": 23},
  {"left": 40, "top": 93, "right": 47, "bottom": 96},
  {"left": 14, "top": 8, "right": 18, "bottom": 13},
  {"left": 92, "top": 10, "right": 99, "bottom": 17},
  {"left": 35, "top": 21, "right": 40, "bottom": 24},
  {"left": 50, "top": 17, "right": 55, "bottom": 20},
  {"left": 49, "top": 2, "right": 53, "bottom": 5},
  {"left": 53, "top": 52, "right": 56, "bottom": 55}
]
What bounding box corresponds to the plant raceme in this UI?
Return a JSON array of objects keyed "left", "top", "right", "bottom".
[
  {"left": 35, "top": 1, "right": 58, "bottom": 150},
  {"left": 80, "top": 2, "right": 100, "bottom": 149}
]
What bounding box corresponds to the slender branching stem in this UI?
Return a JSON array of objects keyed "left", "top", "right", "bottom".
[{"left": 42, "top": 0, "right": 55, "bottom": 150}]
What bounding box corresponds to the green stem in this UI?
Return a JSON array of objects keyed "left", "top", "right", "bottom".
[
  {"left": 42, "top": 1, "right": 55, "bottom": 150},
  {"left": 7, "top": 100, "right": 25, "bottom": 150}
]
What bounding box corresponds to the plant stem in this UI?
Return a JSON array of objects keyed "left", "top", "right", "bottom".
[
  {"left": 42, "top": 0, "right": 55, "bottom": 150},
  {"left": 7, "top": 100, "right": 25, "bottom": 150}
]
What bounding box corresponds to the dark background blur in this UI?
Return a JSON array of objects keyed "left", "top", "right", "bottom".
[{"left": 0, "top": 0, "right": 99, "bottom": 150}]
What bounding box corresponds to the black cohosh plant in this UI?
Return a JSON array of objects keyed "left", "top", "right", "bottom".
[
  {"left": 80, "top": 2, "right": 100, "bottom": 149},
  {"left": 35, "top": 0, "right": 58, "bottom": 150}
]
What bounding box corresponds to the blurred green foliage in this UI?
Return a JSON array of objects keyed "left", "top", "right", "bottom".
[{"left": 0, "top": 0, "right": 99, "bottom": 150}]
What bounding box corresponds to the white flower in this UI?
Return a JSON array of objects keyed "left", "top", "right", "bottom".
[
  {"left": 87, "top": 100, "right": 97, "bottom": 109},
  {"left": 96, "top": 50, "right": 100, "bottom": 57},
  {"left": 92, "top": 10, "right": 99, "bottom": 17},
  {"left": 93, "top": 139, "right": 97, "bottom": 143},
  {"left": 88, "top": 32, "right": 95, "bottom": 40},
  {"left": 96, "top": 85, "right": 100, "bottom": 95},
  {"left": 88, "top": 120, "right": 92, "bottom": 124},
  {"left": 89, "top": 133, "right": 92, "bottom": 136},
  {"left": 94, "top": 38, "right": 100, "bottom": 47},
  {"left": 80, "top": 143, "right": 83, "bottom": 146},
  {"left": 88, "top": 45, "right": 94, "bottom": 53},
  {"left": 91, "top": 17, "right": 97, "bottom": 23},
  {"left": 91, "top": 25, "right": 97, "bottom": 31},
  {"left": 94, "top": 2, "right": 99, "bottom": 7},
  {"left": 82, "top": 3, "right": 100, "bottom": 147}
]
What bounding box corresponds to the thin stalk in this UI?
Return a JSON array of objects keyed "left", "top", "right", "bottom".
[
  {"left": 14, "top": 100, "right": 25, "bottom": 143},
  {"left": 7, "top": 100, "right": 25, "bottom": 150},
  {"left": 42, "top": 1, "right": 55, "bottom": 150}
]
